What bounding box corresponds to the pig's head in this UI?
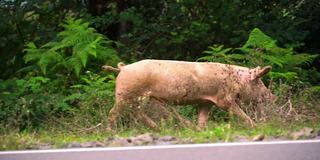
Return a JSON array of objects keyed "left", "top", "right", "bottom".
[{"left": 238, "top": 66, "right": 274, "bottom": 105}]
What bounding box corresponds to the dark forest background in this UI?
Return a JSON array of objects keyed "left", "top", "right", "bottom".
[{"left": 1, "top": 0, "right": 320, "bottom": 131}]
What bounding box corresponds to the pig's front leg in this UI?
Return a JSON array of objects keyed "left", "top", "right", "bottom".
[{"left": 229, "top": 102, "right": 255, "bottom": 127}]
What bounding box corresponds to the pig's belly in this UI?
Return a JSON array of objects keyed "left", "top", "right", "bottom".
[{"left": 147, "top": 86, "right": 212, "bottom": 105}]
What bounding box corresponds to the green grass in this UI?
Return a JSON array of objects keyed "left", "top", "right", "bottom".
[{"left": 1, "top": 119, "right": 319, "bottom": 150}]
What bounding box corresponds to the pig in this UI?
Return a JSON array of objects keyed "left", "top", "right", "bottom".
[{"left": 104, "top": 59, "right": 273, "bottom": 130}]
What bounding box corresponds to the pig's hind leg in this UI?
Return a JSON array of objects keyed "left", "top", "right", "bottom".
[
  {"left": 197, "top": 105, "right": 211, "bottom": 128},
  {"left": 107, "top": 91, "right": 138, "bottom": 131},
  {"left": 107, "top": 101, "right": 127, "bottom": 131}
]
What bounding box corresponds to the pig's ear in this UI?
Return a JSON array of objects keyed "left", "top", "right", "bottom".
[{"left": 252, "top": 66, "right": 272, "bottom": 80}]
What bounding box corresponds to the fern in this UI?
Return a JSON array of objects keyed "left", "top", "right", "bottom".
[
  {"left": 268, "top": 72, "right": 298, "bottom": 82},
  {"left": 24, "top": 18, "right": 119, "bottom": 76},
  {"left": 199, "top": 28, "right": 318, "bottom": 83},
  {"left": 24, "top": 42, "right": 43, "bottom": 63},
  {"left": 24, "top": 42, "right": 65, "bottom": 74},
  {"left": 198, "top": 45, "right": 234, "bottom": 63},
  {"left": 243, "top": 28, "right": 277, "bottom": 49}
]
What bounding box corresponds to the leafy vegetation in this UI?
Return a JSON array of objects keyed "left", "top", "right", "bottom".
[
  {"left": 0, "top": 0, "right": 320, "bottom": 150},
  {"left": 24, "top": 18, "right": 119, "bottom": 76},
  {"left": 1, "top": 18, "right": 118, "bottom": 131},
  {"left": 0, "top": 76, "right": 68, "bottom": 129},
  {"left": 199, "top": 28, "right": 317, "bottom": 84}
]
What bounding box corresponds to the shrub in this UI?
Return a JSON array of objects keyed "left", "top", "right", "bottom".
[
  {"left": 1, "top": 18, "right": 120, "bottom": 130},
  {"left": 24, "top": 18, "right": 120, "bottom": 77},
  {"left": 61, "top": 71, "right": 116, "bottom": 128},
  {"left": 0, "top": 76, "right": 70, "bottom": 129},
  {"left": 198, "top": 28, "right": 317, "bottom": 84}
]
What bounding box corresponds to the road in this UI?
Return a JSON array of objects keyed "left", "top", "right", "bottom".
[{"left": 1, "top": 140, "right": 320, "bottom": 160}]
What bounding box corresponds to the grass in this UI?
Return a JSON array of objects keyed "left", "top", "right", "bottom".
[
  {"left": 1, "top": 88, "right": 319, "bottom": 151},
  {"left": 1, "top": 118, "right": 319, "bottom": 151}
]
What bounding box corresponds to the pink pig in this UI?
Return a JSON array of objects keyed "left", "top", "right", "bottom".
[{"left": 103, "top": 59, "right": 273, "bottom": 129}]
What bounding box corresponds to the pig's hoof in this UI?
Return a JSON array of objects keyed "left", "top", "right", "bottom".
[
  {"left": 196, "top": 125, "right": 207, "bottom": 131},
  {"left": 195, "top": 126, "right": 202, "bottom": 131},
  {"left": 106, "top": 127, "right": 115, "bottom": 133},
  {"left": 249, "top": 121, "right": 256, "bottom": 128}
]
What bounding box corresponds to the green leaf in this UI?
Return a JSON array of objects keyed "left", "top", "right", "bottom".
[
  {"left": 262, "top": 55, "right": 285, "bottom": 68},
  {"left": 77, "top": 50, "right": 89, "bottom": 67},
  {"left": 63, "top": 93, "right": 82, "bottom": 102},
  {"left": 269, "top": 72, "right": 298, "bottom": 81},
  {"left": 23, "top": 18, "right": 119, "bottom": 77},
  {"left": 243, "top": 28, "right": 277, "bottom": 49},
  {"left": 24, "top": 42, "right": 42, "bottom": 63},
  {"left": 68, "top": 57, "right": 83, "bottom": 77},
  {"left": 228, "top": 54, "right": 245, "bottom": 60}
]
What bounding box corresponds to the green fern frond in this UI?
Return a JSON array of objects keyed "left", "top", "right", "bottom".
[
  {"left": 197, "top": 55, "right": 216, "bottom": 62},
  {"left": 77, "top": 49, "right": 89, "bottom": 68},
  {"left": 23, "top": 42, "right": 43, "bottom": 63},
  {"left": 286, "top": 54, "right": 317, "bottom": 66},
  {"left": 37, "top": 58, "right": 49, "bottom": 75},
  {"left": 243, "top": 28, "right": 277, "bottom": 49},
  {"left": 228, "top": 54, "right": 246, "bottom": 60},
  {"left": 199, "top": 28, "right": 316, "bottom": 83},
  {"left": 43, "top": 41, "right": 66, "bottom": 51},
  {"left": 37, "top": 50, "right": 64, "bottom": 75},
  {"left": 262, "top": 55, "right": 285, "bottom": 68},
  {"left": 23, "top": 18, "right": 119, "bottom": 77},
  {"left": 96, "top": 47, "right": 118, "bottom": 62},
  {"left": 269, "top": 72, "right": 298, "bottom": 81},
  {"left": 198, "top": 45, "right": 232, "bottom": 63},
  {"left": 67, "top": 57, "right": 83, "bottom": 77},
  {"left": 24, "top": 50, "right": 42, "bottom": 63}
]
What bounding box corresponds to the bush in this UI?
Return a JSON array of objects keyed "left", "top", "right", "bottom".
[
  {"left": 24, "top": 18, "right": 119, "bottom": 77},
  {"left": 1, "top": 18, "right": 120, "bottom": 130},
  {"left": 0, "top": 71, "right": 117, "bottom": 130},
  {"left": 62, "top": 71, "right": 116, "bottom": 128},
  {"left": 0, "top": 76, "right": 70, "bottom": 129},
  {"left": 199, "top": 28, "right": 317, "bottom": 85}
]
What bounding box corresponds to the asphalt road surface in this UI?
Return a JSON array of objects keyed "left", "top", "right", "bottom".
[{"left": 1, "top": 140, "right": 320, "bottom": 160}]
